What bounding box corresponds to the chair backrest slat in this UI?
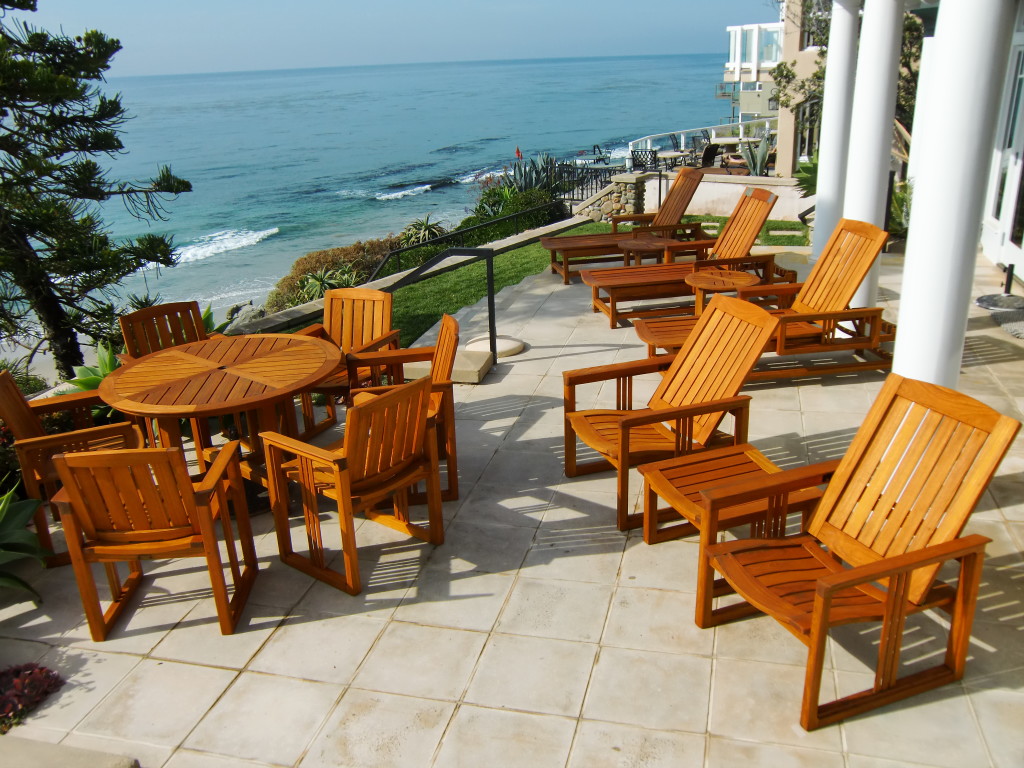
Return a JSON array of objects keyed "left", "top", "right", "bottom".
[
  {"left": 344, "top": 377, "right": 432, "bottom": 487},
  {"left": 651, "top": 168, "right": 705, "bottom": 227},
  {"left": 792, "top": 219, "right": 888, "bottom": 314},
  {"left": 0, "top": 370, "right": 45, "bottom": 439},
  {"left": 323, "top": 288, "right": 392, "bottom": 353},
  {"left": 809, "top": 374, "right": 1021, "bottom": 603},
  {"left": 120, "top": 302, "right": 208, "bottom": 360},
  {"left": 54, "top": 448, "right": 200, "bottom": 543},
  {"left": 711, "top": 187, "right": 778, "bottom": 261},
  {"left": 431, "top": 315, "right": 460, "bottom": 384},
  {"left": 649, "top": 295, "right": 779, "bottom": 445}
]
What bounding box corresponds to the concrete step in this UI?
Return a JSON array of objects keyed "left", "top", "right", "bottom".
[{"left": 1, "top": 736, "right": 140, "bottom": 768}]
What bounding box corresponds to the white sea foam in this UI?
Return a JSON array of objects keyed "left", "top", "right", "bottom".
[
  {"left": 457, "top": 168, "right": 493, "bottom": 184},
  {"left": 335, "top": 188, "right": 374, "bottom": 199},
  {"left": 175, "top": 228, "right": 279, "bottom": 263},
  {"left": 376, "top": 184, "right": 432, "bottom": 201}
]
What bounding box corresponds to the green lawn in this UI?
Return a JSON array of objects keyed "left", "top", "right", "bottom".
[{"left": 391, "top": 218, "right": 808, "bottom": 346}]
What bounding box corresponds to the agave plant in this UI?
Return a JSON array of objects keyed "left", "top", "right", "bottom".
[
  {"left": 739, "top": 135, "right": 776, "bottom": 177},
  {"left": 66, "top": 341, "right": 121, "bottom": 421},
  {"left": 503, "top": 153, "right": 562, "bottom": 194},
  {"left": 0, "top": 487, "right": 48, "bottom": 603},
  {"left": 297, "top": 266, "right": 363, "bottom": 302},
  {"left": 400, "top": 215, "right": 448, "bottom": 246}
]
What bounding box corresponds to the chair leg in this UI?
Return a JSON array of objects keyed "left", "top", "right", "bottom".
[{"left": 299, "top": 391, "right": 339, "bottom": 440}]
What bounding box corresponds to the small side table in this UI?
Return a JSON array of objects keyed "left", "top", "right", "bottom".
[
  {"left": 683, "top": 268, "right": 759, "bottom": 316},
  {"left": 638, "top": 444, "right": 822, "bottom": 545}
]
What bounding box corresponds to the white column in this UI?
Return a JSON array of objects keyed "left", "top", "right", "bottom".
[
  {"left": 811, "top": 0, "right": 862, "bottom": 262},
  {"left": 893, "top": 0, "right": 1016, "bottom": 387},
  {"left": 905, "top": 30, "right": 937, "bottom": 186},
  {"left": 845, "top": 0, "right": 904, "bottom": 307}
]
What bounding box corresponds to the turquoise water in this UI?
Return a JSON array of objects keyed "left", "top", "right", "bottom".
[{"left": 107, "top": 54, "right": 726, "bottom": 315}]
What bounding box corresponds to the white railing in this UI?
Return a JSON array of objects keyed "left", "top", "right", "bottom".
[{"left": 628, "top": 116, "right": 779, "bottom": 165}]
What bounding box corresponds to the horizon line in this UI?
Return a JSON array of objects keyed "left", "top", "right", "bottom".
[{"left": 108, "top": 51, "right": 724, "bottom": 81}]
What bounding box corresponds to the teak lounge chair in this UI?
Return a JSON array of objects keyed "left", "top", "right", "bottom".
[
  {"left": 633, "top": 218, "right": 894, "bottom": 380},
  {"left": 580, "top": 187, "right": 790, "bottom": 327},
  {"left": 563, "top": 294, "right": 779, "bottom": 531},
  {"left": 53, "top": 442, "right": 258, "bottom": 641},
  {"left": 261, "top": 377, "right": 443, "bottom": 595},
  {"left": 692, "top": 374, "right": 1020, "bottom": 729},
  {"left": 346, "top": 314, "right": 461, "bottom": 500},
  {"left": 540, "top": 167, "right": 707, "bottom": 284},
  {"left": 295, "top": 287, "right": 400, "bottom": 437}
]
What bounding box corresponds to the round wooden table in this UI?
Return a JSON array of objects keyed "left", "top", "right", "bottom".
[
  {"left": 683, "top": 268, "right": 760, "bottom": 316},
  {"left": 100, "top": 334, "right": 341, "bottom": 471}
]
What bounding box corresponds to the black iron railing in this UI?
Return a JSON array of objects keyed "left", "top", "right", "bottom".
[
  {"left": 368, "top": 200, "right": 565, "bottom": 282},
  {"left": 553, "top": 164, "right": 621, "bottom": 202},
  {"left": 383, "top": 248, "right": 499, "bottom": 361}
]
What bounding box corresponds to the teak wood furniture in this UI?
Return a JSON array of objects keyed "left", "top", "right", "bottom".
[
  {"left": 694, "top": 374, "right": 1020, "bottom": 729},
  {"left": 52, "top": 442, "right": 258, "bottom": 641},
  {"left": 633, "top": 218, "right": 893, "bottom": 380},
  {"left": 580, "top": 187, "right": 791, "bottom": 327},
  {"left": 683, "top": 268, "right": 760, "bottom": 316},
  {"left": 98, "top": 333, "right": 340, "bottom": 480},
  {"left": 638, "top": 443, "right": 822, "bottom": 544},
  {"left": 563, "top": 295, "right": 779, "bottom": 530},
  {"left": 261, "top": 377, "right": 443, "bottom": 595},
  {"left": 0, "top": 369, "right": 144, "bottom": 564},
  {"left": 295, "top": 287, "right": 400, "bottom": 437},
  {"left": 540, "top": 167, "right": 707, "bottom": 284},
  {"left": 346, "top": 314, "right": 460, "bottom": 500}
]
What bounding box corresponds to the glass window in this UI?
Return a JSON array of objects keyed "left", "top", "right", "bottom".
[{"left": 760, "top": 29, "right": 781, "bottom": 64}]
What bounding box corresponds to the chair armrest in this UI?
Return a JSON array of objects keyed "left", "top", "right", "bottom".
[
  {"left": 352, "top": 330, "right": 401, "bottom": 354},
  {"left": 346, "top": 345, "right": 433, "bottom": 389},
  {"left": 693, "top": 253, "right": 773, "bottom": 269},
  {"left": 294, "top": 323, "right": 329, "bottom": 339},
  {"left": 610, "top": 212, "right": 656, "bottom": 232},
  {"left": 816, "top": 534, "right": 990, "bottom": 597},
  {"left": 700, "top": 460, "right": 841, "bottom": 511},
  {"left": 736, "top": 282, "right": 804, "bottom": 301},
  {"left": 28, "top": 388, "right": 103, "bottom": 413},
  {"left": 777, "top": 307, "right": 885, "bottom": 325},
  {"left": 618, "top": 395, "right": 751, "bottom": 430},
  {"left": 260, "top": 430, "right": 345, "bottom": 467},
  {"left": 663, "top": 238, "right": 718, "bottom": 253},
  {"left": 563, "top": 355, "right": 675, "bottom": 388},
  {"left": 193, "top": 440, "right": 242, "bottom": 496},
  {"left": 633, "top": 222, "right": 708, "bottom": 237}
]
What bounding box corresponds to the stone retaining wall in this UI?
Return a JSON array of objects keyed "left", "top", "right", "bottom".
[{"left": 573, "top": 172, "right": 653, "bottom": 223}]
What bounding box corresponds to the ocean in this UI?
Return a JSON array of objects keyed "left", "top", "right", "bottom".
[{"left": 105, "top": 54, "right": 727, "bottom": 319}]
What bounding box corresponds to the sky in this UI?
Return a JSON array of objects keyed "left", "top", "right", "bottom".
[{"left": 5, "top": 0, "right": 783, "bottom": 77}]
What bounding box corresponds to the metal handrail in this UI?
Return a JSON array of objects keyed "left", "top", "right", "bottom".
[
  {"left": 382, "top": 247, "right": 499, "bottom": 361},
  {"left": 629, "top": 116, "right": 779, "bottom": 165},
  {"left": 368, "top": 200, "right": 564, "bottom": 282}
]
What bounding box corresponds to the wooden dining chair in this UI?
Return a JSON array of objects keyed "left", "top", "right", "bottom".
[
  {"left": 119, "top": 301, "right": 210, "bottom": 361},
  {"left": 261, "top": 376, "right": 442, "bottom": 594},
  {"left": 296, "top": 287, "right": 400, "bottom": 438},
  {"left": 563, "top": 295, "right": 779, "bottom": 531},
  {"left": 346, "top": 314, "right": 461, "bottom": 500},
  {"left": 0, "top": 370, "right": 143, "bottom": 564},
  {"left": 694, "top": 374, "right": 1020, "bottom": 729},
  {"left": 52, "top": 441, "right": 258, "bottom": 641}
]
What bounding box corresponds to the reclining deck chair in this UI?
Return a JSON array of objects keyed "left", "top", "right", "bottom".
[
  {"left": 580, "top": 187, "right": 792, "bottom": 327},
  {"left": 693, "top": 374, "right": 1020, "bottom": 729},
  {"left": 295, "top": 287, "right": 400, "bottom": 437},
  {"left": 633, "top": 218, "right": 894, "bottom": 380},
  {"left": 540, "top": 167, "right": 707, "bottom": 284},
  {"left": 563, "top": 295, "right": 779, "bottom": 530}
]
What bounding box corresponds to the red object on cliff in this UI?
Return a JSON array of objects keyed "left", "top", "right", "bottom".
[{"left": 515, "top": 146, "right": 523, "bottom": 160}]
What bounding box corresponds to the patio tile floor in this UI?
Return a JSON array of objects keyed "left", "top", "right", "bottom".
[{"left": 1, "top": 253, "right": 1023, "bottom": 767}]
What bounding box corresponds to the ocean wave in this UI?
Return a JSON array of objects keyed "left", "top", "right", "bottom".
[
  {"left": 335, "top": 188, "right": 375, "bottom": 199},
  {"left": 375, "top": 184, "right": 433, "bottom": 201},
  {"left": 174, "top": 228, "right": 279, "bottom": 263},
  {"left": 457, "top": 168, "right": 502, "bottom": 184}
]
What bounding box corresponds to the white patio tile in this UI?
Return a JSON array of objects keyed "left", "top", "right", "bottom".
[
  {"left": 248, "top": 612, "right": 386, "bottom": 684},
  {"left": 149, "top": 600, "right": 283, "bottom": 669},
  {"left": 165, "top": 751, "right": 281, "bottom": 768},
  {"left": 351, "top": 621, "right": 485, "bottom": 700},
  {"left": 453, "top": 482, "right": 553, "bottom": 529},
  {"left": 496, "top": 577, "right": 613, "bottom": 643},
  {"left": 433, "top": 705, "right": 575, "bottom": 768},
  {"left": 583, "top": 646, "right": 711, "bottom": 732},
  {"left": 58, "top": 733, "right": 173, "bottom": 768},
  {"left": 394, "top": 569, "right": 515, "bottom": 632},
  {"left": 299, "top": 689, "right": 453, "bottom": 768},
  {"left": 523, "top": 527, "right": 626, "bottom": 585},
  {"left": 423, "top": 518, "right": 535, "bottom": 575},
  {"left": 75, "top": 658, "right": 236, "bottom": 746},
  {"left": 464, "top": 633, "right": 596, "bottom": 716},
  {"left": 618, "top": 536, "right": 701, "bottom": 593},
  {"left": 29, "top": 647, "right": 141, "bottom": 733},
  {"left": 706, "top": 737, "right": 846, "bottom": 768},
  {"left": 602, "top": 586, "right": 713, "bottom": 656},
  {"left": 967, "top": 684, "right": 1024, "bottom": 768},
  {"left": 185, "top": 672, "right": 342, "bottom": 765},
  {"left": 568, "top": 720, "right": 706, "bottom": 768}
]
